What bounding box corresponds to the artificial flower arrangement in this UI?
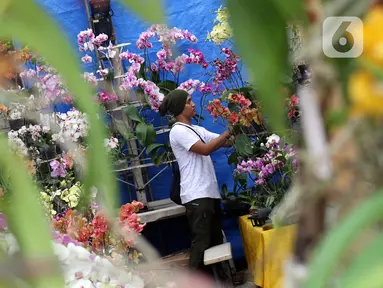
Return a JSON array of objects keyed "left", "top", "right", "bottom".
[
  {"left": 8, "top": 123, "right": 56, "bottom": 160},
  {"left": 235, "top": 134, "right": 298, "bottom": 211},
  {"left": 39, "top": 173, "right": 81, "bottom": 216},
  {"left": 52, "top": 200, "right": 146, "bottom": 267},
  {"left": 0, "top": 212, "right": 145, "bottom": 288}
]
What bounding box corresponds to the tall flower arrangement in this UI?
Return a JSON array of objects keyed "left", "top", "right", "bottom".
[
  {"left": 52, "top": 200, "right": 146, "bottom": 265},
  {"left": 120, "top": 24, "right": 209, "bottom": 111}
]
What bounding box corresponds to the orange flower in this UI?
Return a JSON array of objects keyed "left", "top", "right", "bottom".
[
  {"left": 0, "top": 104, "right": 7, "bottom": 115},
  {"left": 63, "top": 152, "right": 74, "bottom": 169},
  {"left": 239, "top": 108, "right": 262, "bottom": 126}
]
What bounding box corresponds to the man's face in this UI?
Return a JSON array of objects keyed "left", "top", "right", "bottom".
[{"left": 182, "top": 95, "right": 196, "bottom": 117}]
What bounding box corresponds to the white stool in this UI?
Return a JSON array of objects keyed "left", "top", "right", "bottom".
[
  {"left": 204, "top": 242, "right": 233, "bottom": 266},
  {"left": 204, "top": 231, "right": 236, "bottom": 285}
]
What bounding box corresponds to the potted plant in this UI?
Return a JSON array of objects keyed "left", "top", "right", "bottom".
[
  {"left": 221, "top": 181, "right": 250, "bottom": 217},
  {"left": 239, "top": 189, "right": 258, "bottom": 215},
  {"left": 8, "top": 103, "right": 25, "bottom": 131}
]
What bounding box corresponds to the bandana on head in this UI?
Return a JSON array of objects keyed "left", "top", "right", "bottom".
[{"left": 159, "top": 89, "right": 189, "bottom": 117}]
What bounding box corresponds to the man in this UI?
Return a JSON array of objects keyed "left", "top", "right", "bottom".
[{"left": 159, "top": 89, "right": 232, "bottom": 275}]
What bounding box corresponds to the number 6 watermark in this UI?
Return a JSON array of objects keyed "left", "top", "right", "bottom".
[{"left": 322, "top": 16, "right": 363, "bottom": 58}]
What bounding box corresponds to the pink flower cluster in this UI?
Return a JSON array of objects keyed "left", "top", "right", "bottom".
[
  {"left": 118, "top": 201, "right": 146, "bottom": 246},
  {"left": 98, "top": 90, "right": 118, "bottom": 104},
  {"left": 213, "top": 48, "right": 240, "bottom": 86},
  {"left": 77, "top": 29, "right": 108, "bottom": 52},
  {"left": 50, "top": 157, "right": 69, "bottom": 178},
  {"left": 120, "top": 71, "right": 164, "bottom": 111},
  {"left": 236, "top": 138, "right": 297, "bottom": 185},
  {"left": 178, "top": 79, "right": 203, "bottom": 94},
  {"left": 136, "top": 25, "right": 198, "bottom": 50},
  {"left": 187, "top": 49, "right": 208, "bottom": 68},
  {"left": 83, "top": 72, "right": 97, "bottom": 86},
  {"left": 40, "top": 74, "right": 66, "bottom": 101},
  {"left": 228, "top": 93, "right": 251, "bottom": 108},
  {"left": 120, "top": 51, "right": 145, "bottom": 64},
  {"left": 119, "top": 53, "right": 165, "bottom": 111},
  {"left": 20, "top": 69, "right": 37, "bottom": 79}
]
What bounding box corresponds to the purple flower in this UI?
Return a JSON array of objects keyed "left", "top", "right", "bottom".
[
  {"left": 265, "top": 164, "right": 274, "bottom": 174},
  {"left": 0, "top": 213, "right": 7, "bottom": 231},
  {"left": 50, "top": 159, "right": 67, "bottom": 178},
  {"left": 254, "top": 159, "right": 263, "bottom": 169}
]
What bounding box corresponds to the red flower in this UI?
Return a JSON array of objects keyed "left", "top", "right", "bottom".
[
  {"left": 92, "top": 211, "right": 108, "bottom": 238},
  {"left": 229, "top": 112, "right": 239, "bottom": 124},
  {"left": 290, "top": 95, "right": 299, "bottom": 106},
  {"left": 120, "top": 203, "right": 135, "bottom": 221}
]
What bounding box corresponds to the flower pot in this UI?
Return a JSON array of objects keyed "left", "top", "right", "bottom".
[
  {"left": 249, "top": 207, "right": 258, "bottom": 215},
  {"left": 40, "top": 144, "right": 57, "bottom": 160},
  {"left": 104, "top": 101, "right": 118, "bottom": 111},
  {"left": 222, "top": 198, "right": 250, "bottom": 217},
  {"left": 56, "top": 145, "right": 62, "bottom": 155},
  {"left": 9, "top": 118, "right": 25, "bottom": 131}
]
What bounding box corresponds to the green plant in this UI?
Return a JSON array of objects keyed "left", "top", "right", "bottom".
[
  {"left": 0, "top": 0, "right": 164, "bottom": 286},
  {"left": 239, "top": 189, "right": 257, "bottom": 209}
]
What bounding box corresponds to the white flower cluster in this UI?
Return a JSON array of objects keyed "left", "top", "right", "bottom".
[
  {"left": 8, "top": 102, "right": 26, "bottom": 120},
  {"left": 8, "top": 124, "right": 51, "bottom": 156},
  {"left": 52, "top": 109, "right": 89, "bottom": 143},
  {"left": 265, "top": 134, "right": 280, "bottom": 149},
  {"left": 8, "top": 130, "right": 28, "bottom": 156},
  {"left": 104, "top": 137, "right": 119, "bottom": 152},
  {"left": 0, "top": 232, "right": 145, "bottom": 288}
]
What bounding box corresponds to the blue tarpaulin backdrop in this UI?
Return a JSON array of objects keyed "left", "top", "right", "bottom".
[{"left": 36, "top": 0, "right": 246, "bottom": 264}]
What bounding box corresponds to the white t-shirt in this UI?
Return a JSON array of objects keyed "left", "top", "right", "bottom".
[{"left": 169, "top": 123, "right": 221, "bottom": 204}]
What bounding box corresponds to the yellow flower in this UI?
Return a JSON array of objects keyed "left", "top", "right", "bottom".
[
  {"left": 359, "top": 7, "right": 383, "bottom": 66},
  {"left": 349, "top": 70, "right": 383, "bottom": 117},
  {"left": 239, "top": 108, "right": 262, "bottom": 126},
  {"left": 216, "top": 6, "right": 230, "bottom": 23},
  {"left": 68, "top": 194, "right": 79, "bottom": 208}
]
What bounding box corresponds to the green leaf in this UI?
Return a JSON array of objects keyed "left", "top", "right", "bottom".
[
  {"left": 150, "top": 69, "right": 160, "bottom": 84},
  {"left": 227, "top": 0, "right": 289, "bottom": 133},
  {"left": 235, "top": 134, "right": 254, "bottom": 156},
  {"left": 136, "top": 123, "right": 157, "bottom": 147},
  {"left": 157, "top": 80, "right": 178, "bottom": 91},
  {"left": 270, "top": 0, "right": 307, "bottom": 23},
  {"left": 275, "top": 155, "right": 286, "bottom": 163},
  {"left": 153, "top": 151, "right": 166, "bottom": 167},
  {"left": 326, "top": 108, "right": 348, "bottom": 130},
  {"left": 123, "top": 105, "right": 144, "bottom": 123},
  {"left": 228, "top": 152, "right": 239, "bottom": 166},
  {"left": 339, "top": 232, "right": 383, "bottom": 288},
  {"left": 118, "top": 0, "right": 165, "bottom": 24},
  {"left": 228, "top": 102, "right": 240, "bottom": 113},
  {"left": 265, "top": 195, "right": 275, "bottom": 207},
  {"left": 306, "top": 191, "right": 383, "bottom": 288},
  {"left": 146, "top": 143, "right": 164, "bottom": 155}
]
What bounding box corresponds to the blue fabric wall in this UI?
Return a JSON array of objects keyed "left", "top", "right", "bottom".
[
  {"left": 36, "top": 0, "right": 236, "bottom": 201},
  {"left": 36, "top": 0, "right": 246, "bottom": 265}
]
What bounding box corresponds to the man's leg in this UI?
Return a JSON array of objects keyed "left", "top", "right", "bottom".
[
  {"left": 211, "top": 199, "right": 223, "bottom": 246},
  {"left": 185, "top": 198, "right": 215, "bottom": 273}
]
